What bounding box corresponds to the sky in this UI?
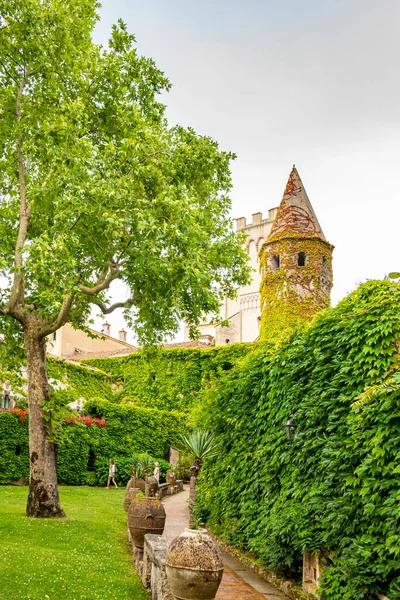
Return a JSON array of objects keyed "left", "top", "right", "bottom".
[{"left": 92, "top": 0, "right": 400, "bottom": 343}]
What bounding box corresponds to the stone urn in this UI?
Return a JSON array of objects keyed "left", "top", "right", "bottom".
[
  {"left": 128, "top": 497, "right": 166, "bottom": 549},
  {"left": 123, "top": 487, "right": 141, "bottom": 514},
  {"left": 165, "top": 528, "right": 224, "bottom": 600},
  {"left": 147, "top": 476, "right": 159, "bottom": 497},
  {"left": 126, "top": 477, "right": 145, "bottom": 493},
  {"left": 166, "top": 471, "right": 176, "bottom": 486}
]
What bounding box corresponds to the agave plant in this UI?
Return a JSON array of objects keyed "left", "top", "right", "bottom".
[
  {"left": 179, "top": 430, "right": 218, "bottom": 526},
  {"left": 124, "top": 452, "right": 142, "bottom": 479},
  {"left": 138, "top": 452, "right": 154, "bottom": 496}
]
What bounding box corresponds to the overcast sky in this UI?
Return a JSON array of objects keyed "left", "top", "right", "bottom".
[{"left": 92, "top": 0, "right": 400, "bottom": 343}]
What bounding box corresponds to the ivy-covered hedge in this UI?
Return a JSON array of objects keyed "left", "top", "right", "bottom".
[
  {"left": 196, "top": 280, "right": 400, "bottom": 600},
  {"left": 83, "top": 343, "right": 259, "bottom": 412},
  {"left": 0, "top": 400, "right": 186, "bottom": 486},
  {"left": 0, "top": 411, "right": 30, "bottom": 483},
  {"left": 47, "top": 357, "right": 114, "bottom": 402}
]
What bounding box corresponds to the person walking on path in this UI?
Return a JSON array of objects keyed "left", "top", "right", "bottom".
[{"left": 107, "top": 459, "right": 118, "bottom": 488}]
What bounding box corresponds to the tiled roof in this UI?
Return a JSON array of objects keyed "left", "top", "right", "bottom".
[
  {"left": 267, "top": 166, "right": 327, "bottom": 243},
  {"left": 64, "top": 347, "right": 138, "bottom": 361},
  {"left": 64, "top": 339, "right": 213, "bottom": 361},
  {"left": 163, "top": 341, "right": 213, "bottom": 349}
]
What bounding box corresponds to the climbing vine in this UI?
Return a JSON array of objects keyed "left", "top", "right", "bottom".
[
  {"left": 47, "top": 357, "right": 114, "bottom": 402},
  {"left": 196, "top": 280, "right": 400, "bottom": 599},
  {"left": 259, "top": 236, "right": 333, "bottom": 343},
  {"left": 83, "top": 344, "right": 259, "bottom": 412}
]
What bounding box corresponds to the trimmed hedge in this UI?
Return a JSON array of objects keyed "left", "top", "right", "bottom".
[
  {"left": 196, "top": 280, "right": 400, "bottom": 599},
  {"left": 47, "top": 357, "right": 114, "bottom": 402},
  {"left": 83, "top": 343, "right": 260, "bottom": 412},
  {"left": 0, "top": 411, "right": 30, "bottom": 483},
  {"left": 0, "top": 401, "right": 186, "bottom": 486}
]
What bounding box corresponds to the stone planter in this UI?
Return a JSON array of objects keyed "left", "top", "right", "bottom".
[
  {"left": 123, "top": 487, "right": 141, "bottom": 514},
  {"left": 127, "top": 477, "right": 146, "bottom": 493},
  {"left": 147, "top": 476, "right": 159, "bottom": 497},
  {"left": 166, "top": 528, "right": 224, "bottom": 600},
  {"left": 166, "top": 472, "right": 176, "bottom": 486},
  {"left": 128, "top": 497, "right": 166, "bottom": 549}
]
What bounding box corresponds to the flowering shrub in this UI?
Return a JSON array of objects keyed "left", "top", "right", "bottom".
[
  {"left": 0, "top": 409, "right": 107, "bottom": 428},
  {"left": 65, "top": 415, "right": 107, "bottom": 427},
  {"left": 0, "top": 408, "right": 29, "bottom": 423}
]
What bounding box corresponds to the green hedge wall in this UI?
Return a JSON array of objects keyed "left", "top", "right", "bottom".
[
  {"left": 83, "top": 343, "right": 260, "bottom": 411},
  {"left": 196, "top": 280, "right": 400, "bottom": 600},
  {"left": 47, "top": 357, "right": 114, "bottom": 402},
  {"left": 0, "top": 401, "right": 186, "bottom": 486},
  {"left": 0, "top": 412, "right": 29, "bottom": 483}
]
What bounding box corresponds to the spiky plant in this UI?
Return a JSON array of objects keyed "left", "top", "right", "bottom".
[
  {"left": 124, "top": 452, "right": 141, "bottom": 479},
  {"left": 179, "top": 431, "right": 218, "bottom": 526},
  {"left": 138, "top": 452, "right": 154, "bottom": 496}
]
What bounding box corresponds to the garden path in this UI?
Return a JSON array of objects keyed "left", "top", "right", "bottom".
[{"left": 162, "top": 487, "right": 290, "bottom": 600}]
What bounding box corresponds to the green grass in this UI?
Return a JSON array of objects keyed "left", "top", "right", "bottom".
[{"left": 0, "top": 486, "right": 149, "bottom": 600}]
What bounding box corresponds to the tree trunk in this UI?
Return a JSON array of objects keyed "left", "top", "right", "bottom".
[
  {"left": 189, "top": 475, "right": 197, "bottom": 527},
  {"left": 25, "top": 327, "right": 65, "bottom": 518}
]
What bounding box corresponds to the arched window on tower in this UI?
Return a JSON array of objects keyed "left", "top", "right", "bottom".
[
  {"left": 271, "top": 255, "right": 280, "bottom": 272},
  {"left": 298, "top": 252, "right": 306, "bottom": 267}
]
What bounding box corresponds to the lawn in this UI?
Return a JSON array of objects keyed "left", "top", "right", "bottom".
[{"left": 0, "top": 486, "right": 149, "bottom": 600}]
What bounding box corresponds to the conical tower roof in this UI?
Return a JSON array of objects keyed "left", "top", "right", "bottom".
[{"left": 267, "top": 167, "right": 326, "bottom": 243}]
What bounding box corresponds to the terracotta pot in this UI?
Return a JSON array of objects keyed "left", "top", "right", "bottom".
[
  {"left": 166, "top": 472, "right": 176, "bottom": 486},
  {"left": 128, "top": 497, "right": 166, "bottom": 549},
  {"left": 123, "top": 487, "right": 141, "bottom": 514},
  {"left": 166, "top": 528, "right": 224, "bottom": 600}
]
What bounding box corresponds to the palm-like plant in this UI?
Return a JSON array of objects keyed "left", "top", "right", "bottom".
[
  {"left": 139, "top": 452, "right": 154, "bottom": 496},
  {"left": 179, "top": 430, "right": 218, "bottom": 526},
  {"left": 124, "top": 452, "right": 141, "bottom": 480}
]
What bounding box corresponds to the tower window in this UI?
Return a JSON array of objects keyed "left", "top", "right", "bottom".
[
  {"left": 322, "top": 256, "right": 327, "bottom": 266},
  {"left": 271, "top": 255, "right": 280, "bottom": 272},
  {"left": 298, "top": 252, "right": 306, "bottom": 267}
]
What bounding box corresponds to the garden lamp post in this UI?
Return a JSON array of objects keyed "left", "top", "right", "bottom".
[{"left": 283, "top": 414, "right": 297, "bottom": 441}]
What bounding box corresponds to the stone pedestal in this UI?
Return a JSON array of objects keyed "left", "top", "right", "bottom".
[{"left": 143, "top": 534, "right": 173, "bottom": 600}]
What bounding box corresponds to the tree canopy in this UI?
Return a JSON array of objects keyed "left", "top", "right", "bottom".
[{"left": 0, "top": 0, "right": 250, "bottom": 345}]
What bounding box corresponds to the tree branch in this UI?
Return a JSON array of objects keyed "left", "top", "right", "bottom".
[
  {"left": 7, "top": 76, "right": 31, "bottom": 320},
  {"left": 77, "top": 265, "right": 120, "bottom": 296},
  {"left": 91, "top": 297, "right": 135, "bottom": 315},
  {"left": 38, "top": 294, "right": 74, "bottom": 338}
]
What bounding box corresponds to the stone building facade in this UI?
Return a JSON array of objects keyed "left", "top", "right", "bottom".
[
  {"left": 185, "top": 166, "right": 332, "bottom": 345},
  {"left": 183, "top": 208, "right": 279, "bottom": 344}
]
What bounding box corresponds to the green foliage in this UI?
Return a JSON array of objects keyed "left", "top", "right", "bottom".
[
  {"left": 122, "top": 453, "right": 172, "bottom": 484},
  {"left": 180, "top": 430, "right": 219, "bottom": 462},
  {"left": 0, "top": 412, "right": 29, "bottom": 483},
  {"left": 196, "top": 280, "right": 400, "bottom": 598},
  {"left": 84, "top": 343, "right": 259, "bottom": 411},
  {"left": 259, "top": 237, "right": 332, "bottom": 343},
  {"left": 0, "top": 486, "right": 148, "bottom": 599},
  {"left": 0, "top": 400, "right": 185, "bottom": 485},
  {"left": 0, "top": 0, "right": 250, "bottom": 346},
  {"left": 47, "top": 357, "right": 114, "bottom": 402}
]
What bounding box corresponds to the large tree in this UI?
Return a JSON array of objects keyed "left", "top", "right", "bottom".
[{"left": 0, "top": 0, "right": 250, "bottom": 517}]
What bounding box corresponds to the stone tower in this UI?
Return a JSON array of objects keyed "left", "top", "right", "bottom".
[{"left": 259, "top": 166, "right": 333, "bottom": 342}]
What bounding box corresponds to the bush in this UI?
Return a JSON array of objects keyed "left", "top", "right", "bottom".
[
  {"left": 196, "top": 281, "right": 400, "bottom": 599},
  {"left": 0, "top": 401, "right": 186, "bottom": 487}
]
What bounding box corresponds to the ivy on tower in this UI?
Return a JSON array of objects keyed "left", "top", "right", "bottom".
[{"left": 259, "top": 166, "right": 334, "bottom": 342}]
